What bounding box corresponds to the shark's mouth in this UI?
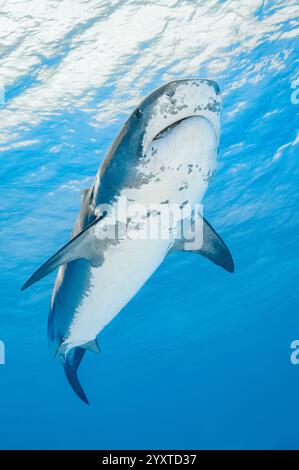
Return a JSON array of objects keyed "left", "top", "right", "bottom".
[{"left": 153, "top": 117, "right": 191, "bottom": 141}]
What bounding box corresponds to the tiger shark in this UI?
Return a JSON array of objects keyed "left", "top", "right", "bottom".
[{"left": 21, "top": 79, "right": 234, "bottom": 404}]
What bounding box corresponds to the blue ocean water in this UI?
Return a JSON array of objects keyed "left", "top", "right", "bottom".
[{"left": 0, "top": 0, "right": 298, "bottom": 450}]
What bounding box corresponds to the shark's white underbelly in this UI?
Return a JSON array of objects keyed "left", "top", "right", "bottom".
[
  {"left": 68, "top": 238, "right": 170, "bottom": 345},
  {"left": 64, "top": 116, "right": 217, "bottom": 349}
]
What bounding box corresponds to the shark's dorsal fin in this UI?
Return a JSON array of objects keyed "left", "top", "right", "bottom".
[
  {"left": 173, "top": 216, "right": 234, "bottom": 273},
  {"left": 80, "top": 188, "right": 90, "bottom": 205},
  {"left": 21, "top": 213, "right": 106, "bottom": 291}
]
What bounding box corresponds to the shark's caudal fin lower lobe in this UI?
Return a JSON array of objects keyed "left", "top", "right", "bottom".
[{"left": 63, "top": 347, "right": 89, "bottom": 405}]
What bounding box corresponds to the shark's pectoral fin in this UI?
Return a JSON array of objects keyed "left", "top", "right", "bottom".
[
  {"left": 21, "top": 213, "right": 106, "bottom": 291},
  {"left": 173, "top": 216, "right": 234, "bottom": 273}
]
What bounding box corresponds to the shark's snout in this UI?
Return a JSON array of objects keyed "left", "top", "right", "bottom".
[
  {"left": 163, "top": 78, "right": 220, "bottom": 96},
  {"left": 139, "top": 78, "right": 222, "bottom": 154}
]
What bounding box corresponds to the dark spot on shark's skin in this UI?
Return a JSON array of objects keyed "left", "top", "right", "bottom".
[
  {"left": 151, "top": 147, "right": 158, "bottom": 156},
  {"left": 149, "top": 209, "right": 161, "bottom": 217},
  {"left": 155, "top": 177, "right": 161, "bottom": 182},
  {"left": 160, "top": 101, "right": 188, "bottom": 118},
  {"left": 212, "top": 82, "right": 221, "bottom": 95},
  {"left": 160, "top": 165, "right": 166, "bottom": 172},
  {"left": 203, "top": 169, "right": 213, "bottom": 183},
  {"left": 187, "top": 164, "right": 193, "bottom": 174},
  {"left": 205, "top": 99, "right": 221, "bottom": 113},
  {"left": 140, "top": 156, "right": 151, "bottom": 166},
  {"left": 176, "top": 164, "right": 183, "bottom": 171},
  {"left": 179, "top": 182, "right": 188, "bottom": 191},
  {"left": 180, "top": 200, "right": 189, "bottom": 209},
  {"left": 161, "top": 199, "right": 169, "bottom": 204},
  {"left": 193, "top": 105, "right": 202, "bottom": 112},
  {"left": 132, "top": 170, "right": 159, "bottom": 188}
]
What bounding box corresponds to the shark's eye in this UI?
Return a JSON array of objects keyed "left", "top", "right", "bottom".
[
  {"left": 165, "top": 90, "right": 175, "bottom": 97},
  {"left": 135, "top": 108, "right": 143, "bottom": 118}
]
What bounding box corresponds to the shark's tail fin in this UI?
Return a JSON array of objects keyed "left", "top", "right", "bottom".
[{"left": 63, "top": 347, "right": 89, "bottom": 405}]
